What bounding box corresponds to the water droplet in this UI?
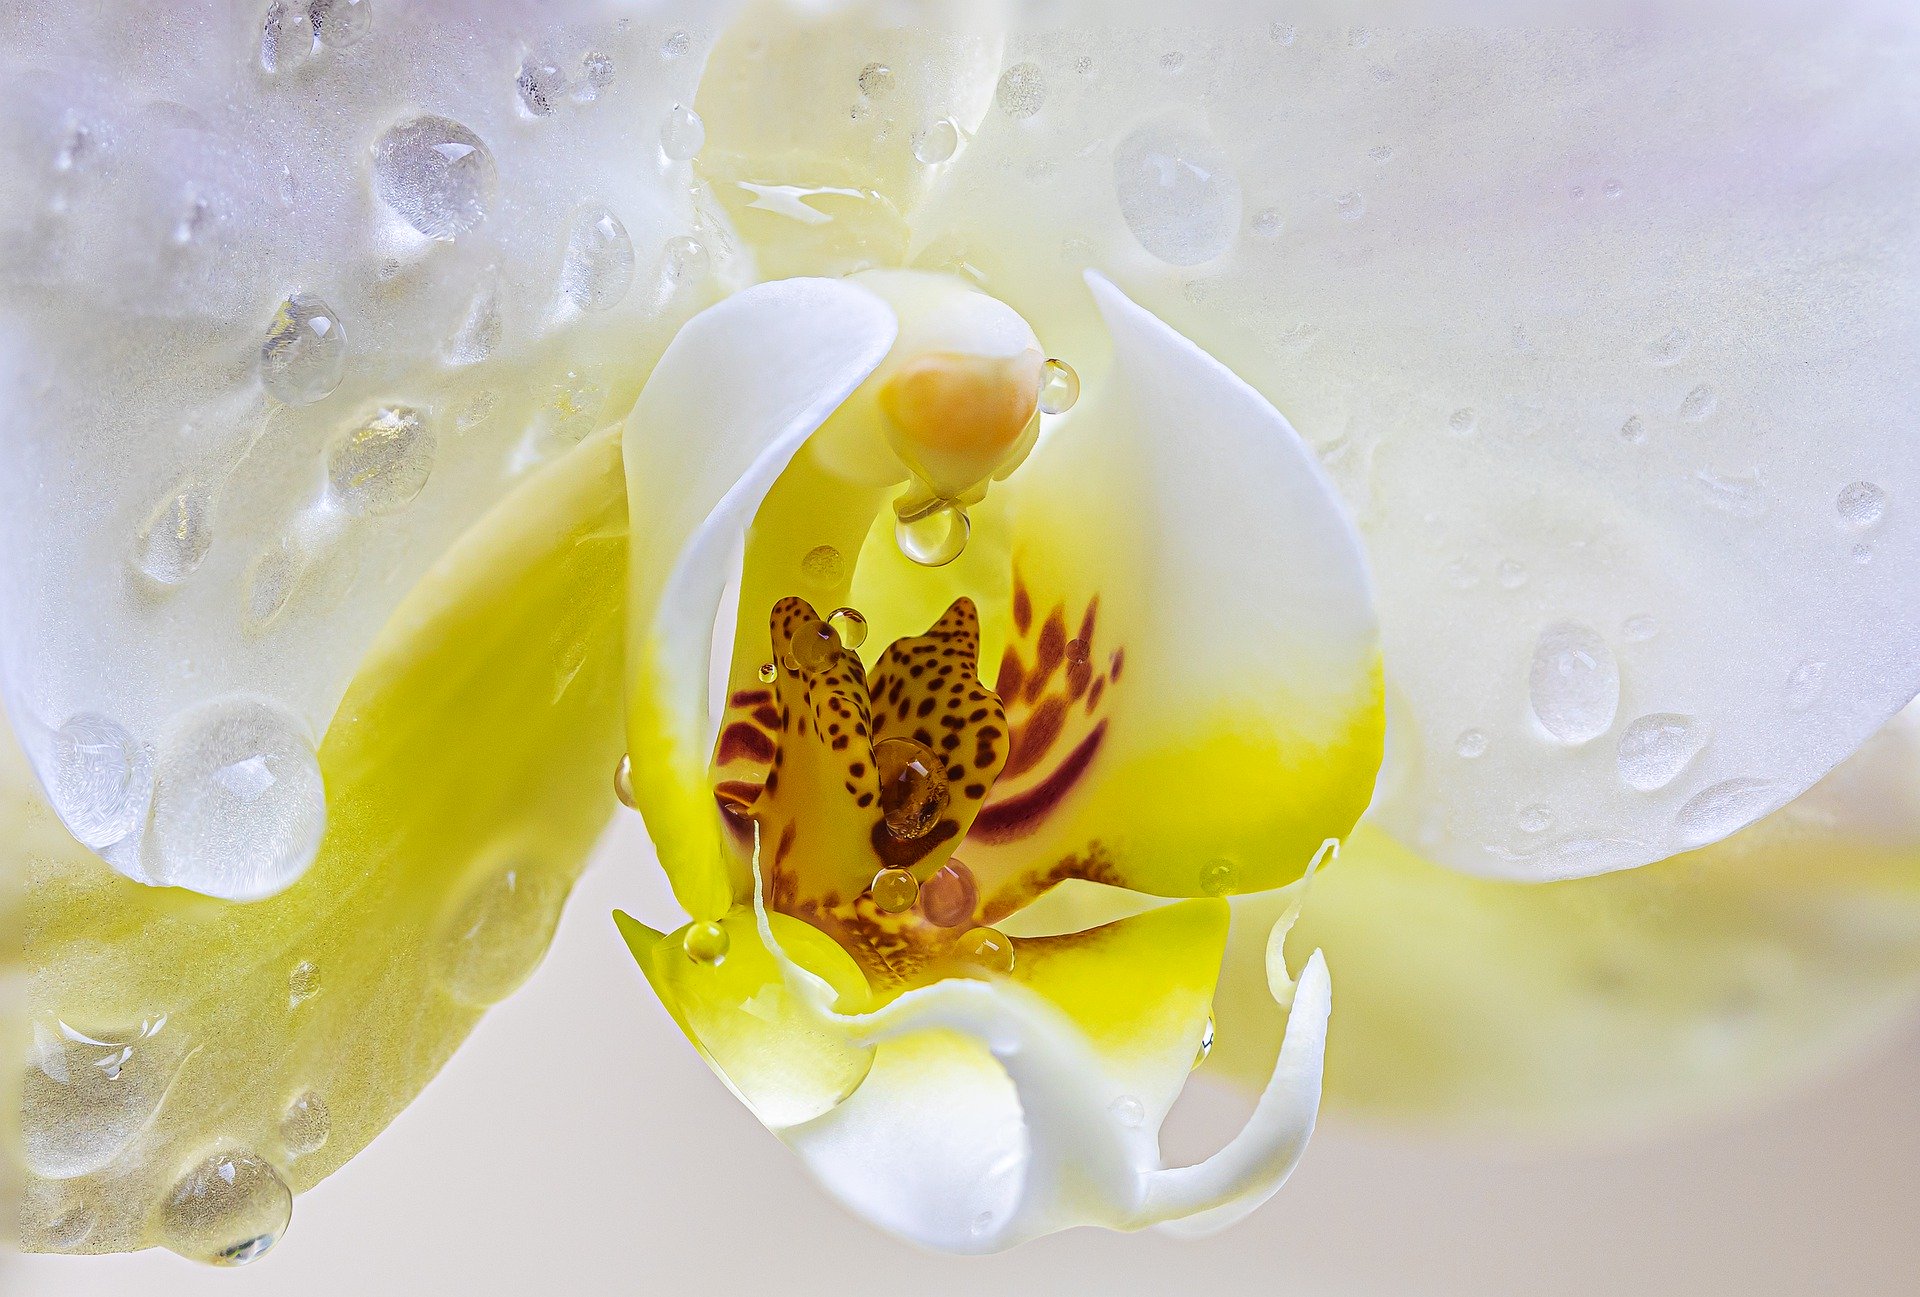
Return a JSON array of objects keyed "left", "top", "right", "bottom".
[
  {"left": 1109, "top": 1094, "right": 1146, "bottom": 1127},
  {"left": 327, "top": 405, "right": 434, "bottom": 515},
  {"left": 287, "top": 960, "right": 321, "bottom": 1008},
  {"left": 1193, "top": 1015, "right": 1215, "bottom": 1068},
  {"left": 1852, "top": 542, "right": 1875, "bottom": 565},
  {"left": 1335, "top": 190, "right": 1367, "bottom": 220},
  {"left": 1447, "top": 408, "right": 1477, "bottom": 435},
  {"left": 574, "top": 50, "right": 615, "bottom": 102},
  {"left": 132, "top": 477, "right": 214, "bottom": 587},
  {"left": 800, "top": 544, "right": 845, "bottom": 587},
  {"left": 870, "top": 867, "right": 919, "bottom": 914},
  {"left": 1617, "top": 713, "right": 1710, "bottom": 792},
  {"left": 516, "top": 57, "right": 567, "bottom": 116},
  {"left": 36, "top": 1194, "right": 97, "bottom": 1251},
  {"left": 875, "top": 737, "right": 949, "bottom": 839},
  {"left": 1518, "top": 804, "right": 1553, "bottom": 833},
  {"left": 971, "top": 1211, "right": 996, "bottom": 1238},
  {"left": 912, "top": 118, "right": 959, "bottom": 164},
  {"left": 958, "top": 925, "right": 1015, "bottom": 974},
  {"left": 664, "top": 234, "right": 710, "bottom": 283},
  {"left": 660, "top": 29, "right": 691, "bottom": 59},
  {"left": 1604, "top": 179, "right": 1624, "bottom": 199},
  {"left": 1648, "top": 325, "right": 1691, "bottom": 365},
  {"left": 1692, "top": 467, "right": 1769, "bottom": 519},
  {"left": 23, "top": 1015, "right": 181, "bottom": 1178},
  {"left": 1443, "top": 557, "right": 1480, "bottom": 589},
  {"left": 1065, "top": 637, "right": 1090, "bottom": 667},
  {"left": 1250, "top": 207, "right": 1283, "bottom": 238},
  {"left": 757, "top": 661, "right": 778, "bottom": 684},
  {"left": 614, "top": 754, "right": 636, "bottom": 808},
  {"left": 1674, "top": 778, "right": 1783, "bottom": 850},
  {"left": 150, "top": 697, "right": 324, "bottom": 898},
  {"left": 857, "top": 62, "right": 895, "bottom": 96},
  {"left": 1619, "top": 414, "right": 1646, "bottom": 444},
  {"left": 1622, "top": 614, "right": 1659, "bottom": 642},
  {"left": 1199, "top": 858, "right": 1238, "bottom": 896},
  {"left": 1496, "top": 558, "right": 1528, "bottom": 589},
  {"left": 683, "top": 920, "right": 729, "bottom": 965},
  {"left": 918, "top": 859, "right": 978, "bottom": 927},
  {"left": 1679, "top": 385, "right": 1718, "bottom": 421},
  {"left": 995, "top": 62, "right": 1047, "bottom": 119},
  {"left": 279, "top": 1090, "right": 330, "bottom": 1158},
  {"left": 47, "top": 714, "right": 152, "bottom": 850},
  {"left": 259, "top": 292, "right": 347, "bottom": 406},
  {"left": 1455, "top": 728, "right": 1488, "bottom": 759},
  {"left": 1528, "top": 622, "right": 1619, "bottom": 744},
  {"left": 159, "top": 1150, "right": 291, "bottom": 1267},
  {"left": 561, "top": 206, "right": 636, "bottom": 313},
  {"left": 437, "top": 862, "right": 566, "bottom": 1005},
  {"left": 827, "top": 607, "right": 869, "bottom": 650},
  {"left": 894, "top": 500, "right": 969, "bottom": 567},
  {"left": 370, "top": 116, "right": 496, "bottom": 241},
  {"left": 309, "top": 0, "right": 371, "bottom": 48},
  {"left": 1270, "top": 22, "right": 1298, "bottom": 44},
  {"left": 1112, "top": 119, "right": 1241, "bottom": 267},
  {"left": 1784, "top": 659, "right": 1828, "bottom": 713},
  {"left": 659, "top": 103, "right": 705, "bottom": 161},
  {"left": 1036, "top": 358, "right": 1080, "bottom": 416},
  {"left": 786, "top": 620, "right": 842, "bottom": 675},
  {"left": 1836, "top": 481, "right": 1886, "bottom": 529}
]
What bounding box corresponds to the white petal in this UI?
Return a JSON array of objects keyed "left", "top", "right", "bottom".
[
  {"left": 0, "top": 0, "right": 724, "bottom": 895},
  {"left": 903, "top": 12, "right": 1920, "bottom": 878}
]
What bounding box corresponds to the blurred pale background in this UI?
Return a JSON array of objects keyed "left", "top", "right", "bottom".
[{"left": 16, "top": 815, "right": 1920, "bottom": 1296}]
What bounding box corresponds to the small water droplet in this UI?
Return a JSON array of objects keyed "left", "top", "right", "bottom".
[
  {"left": 24, "top": 1015, "right": 181, "bottom": 1178},
  {"left": 971, "top": 1211, "right": 996, "bottom": 1238},
  {"left": 857, "top": 62, "right": 895, "bottom": 96},
  {"left": 1496, "top": 558, "right": 1528, "bottom": 589},
  {"left": 1199, "top": 858, "right": 1238, "bottom": 896},
  {"left": 1038, "top": 359, "right": 1080, "bottom": 415},
  {"left": 1193, "top": 1015, "right": 1215, "bottom": 1068},
  {"left": 159, "top": 1150, "right": 291, "bottom": 1267},
  {"left": 151, "top": 697, "right": 324, "bottom": 897},
  {"left": 1112, "top": 118, "right": 1241, "bottom": 266},
  {"left": 1455, "top": 728, "right": 1488, "bottom": 759},
  {"left": 1679, "top": 385, "right": 1717, "bottom": 421},
  {"left": 683, "top": 920, "right": 729, "bottom": 965},
  {"left": 1271, "top": 22, "right": 1297, "bottom": 44},
  {"left": 1648, "top": 326, "right": 1691, "bottom": 365},
  {"left": 1692, "top": 467, "right": 1769, "bottom": 519},
  {"left": 958, "top": 925, "right": 1015, "bottom": 974},
  {"left": 1617, "top": 713, "right": 1710, "bottom": 792},
  {"left": 1622, "top": 614, "right": 1659, "bottom": 642},
  {"left": 1784, "top": 659, "right": 1828, "bottom": 713},
  {"left": 800, "top": 544, "right": 845, "bottom": 587},
  {"left": 912, "top": 118, "right": 959, "bottom": 164},
  {"left": 660, "top": 29, "right": 691, "bottom": 59},
  {"left": 875, "top": 737, "right": 949, "bottom": 839},
  {"left": 1619, "top": 414, "right": 1646, "bottom": 444},
  {"left": 1110, "top": 1094, "right": 1146, "bottom": 1127},
  {"left": 287, "top": 960, "right": 321, "bottom": 1008},
  {"left": 569, "top": 50, "right": 614, "bottom": 102},
  {"left": 1604, "top": 179, "right": 1624, "bottom": 199},
  {"left": 1443, "top": 557, "right": 1480, "bottom": 589},
  {"left": 260, "top": 292, "right": 347, "bottom": 407},
  {"left": 47, "top": 714, "right": 152, "bottom": 850},
  {"left": 757, "top": 661, "right": 778, "bottom": 684},
  {"left": 1674, "top": 778, "right": 1783, "bottom": 849},
  {"left": 1836, "top": 481, "right": 1886, "bottom": 529},
  {"left": 1852, "top": 541, "right": 1875, "bottom": 565},
  {"left": 37, "top": 1194, "right": 97, "bottom": 1251},
  {"left": 561, "top": 205, "right": 636, "bottom": 313},
  {"left": 870, "top": 867, "right": 919, "bottom": 914},
  {"left": 279, "top": 1090, "right": 331, "bottom": 1158},
  {"left": 894, "top": 500, "right": 969, "bottom": 567},
  {"left": 614, "top": 754, "right": 636, "bottom": 808},
  {"left": 309, "top": 0, "right": 371, "bottom": 48},
  {"left": 1528, "top": 622, "right": 1620, "bottom": 744},
  {"left": 370, "top": 116, "right": 496, "bottom": 240},
  {"left": 437, "top": 862, "right": 566, "bottom": 1005},
  {"left": 827, "top": 607, "right": 868, "bottom": 650},
  {"left": 1335, "top": 190, "right": 1367, "bottom": 220},
  {"left": 1518, "top": 804, "right": 1553, "bottom": 833},
  {"left": 1250, "top": 207, "right": 1283, "bottom": 238},
  {"left": 995, "top": 62, "right": 1047, "bottom": 119},
  {"left": 1065, "top": 637, "right": 1090, "bottom": 667},
  {"left": 132, "top": 477, "right": 214, "bottom": 587},
  {"left": 327, "top": 405, "right": 434, "bottom": 515},
  {"left": 918, "top": 859, "right": 978, "bottom": 927},
  {"left": 657, "top": 103, "right": 706, "bottom": 162},
  {"left": 1448, "top": 408, "right": 1477, "bottom": 435},
  {"left": 664, "top": 234, "right": 710, "bottom": 283}
]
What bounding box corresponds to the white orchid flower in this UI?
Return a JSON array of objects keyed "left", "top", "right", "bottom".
[{"left": 8, "top": 0, "right": 1920, "bottom": 1266}]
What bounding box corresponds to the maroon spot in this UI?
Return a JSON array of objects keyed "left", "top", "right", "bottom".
[
  {"left": 1012, "top": 582, "right": 1032, "bottom": 634},
  {"left": 752, "top": 705, "right": 782, "bottom": 729},
  {"left": 972, "top": 721, "right": 1108, "bottom": 844},
  {"left": 716, "top": 723, "right": 776, "bottom": 765},
  {"left": 730, "top": 688, "right": 773, "bottom": 708},
  {"left": 1002, "top": 696, "right": 1067, "bottom": 780}
]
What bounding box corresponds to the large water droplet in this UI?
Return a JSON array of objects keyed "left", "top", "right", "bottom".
[
  {"left": 279, "top": 1090, "right": 331, "bottom": 1158},
  {"left": 1616, "top": 713, "right": 1709, "bottom": 792},
  {"left": 995, "top": 62, "right": 1047, "bottom": 119},
  {"left": 47, "top": 714, "right": 152, "bottom": 850},
  {"left": 560, "top": 206, "right": 636, "bottom": 313},
  {"left": 875, "top": 737, "right": 949, "bottom": 839},
  {"left": 682, "top": 920, "right": 729, "bottom": 965},
  {"left": 1112, "top": 119, "right": 1241, "bottom": 267},
  {"left": 131, "top": 478, "right": 214, "bottom": 587},
  {"left": 913, "top": 118, "right": 959, "bottom": 165},
  {"left": 1528, "top": 622, "right": 1619, "bottom": 744},
  {"left": 1674, "top": 778, "right": 1783, "bottom": 850},
  {"left": 869, "top": 867, "right": 920, "bottom": 914},
  {"left": 918, "top": 858, "right": 978, "bottom": 928},
  {"left": 958, "top": 925, "right": 1015, "bottom": 974},
  {"left": 327, "top": 405, "right": 434, "bottom": 515},
  {"left": 659, "top": 103, "right": 705, "bottom": 161},
  {"left": 827, "top": 607, "right": 868, "bottom": 650},
  {"left": 1836, "top": 481, "right": 1886, "bottom": 529},
  {"left": 159, "top": 1150, "right": 292, "bottom": 1267},
  {"left": 370, "top": 116, "right": 496, "bottom": 240},
  {"left": 1039, "top": 359, "right": 1079, "bottom": 415},
  {"left": 436, "top": 861, "right": 567, "bottom": 1006},
  {"left": 149, "top": 696, "right": 325, "bottom": 898},
  {"left": 23, "top": 1015, "right": 182, "bottom": 1178},
  {"left": 894, "top": 500, "right": 969, "bottom": 567},
  {"left": 260, "top": 293, "right": 347, "bottom": 406},
  {"left": 309, "top": 0, "right": 371, "bottom": 48}
]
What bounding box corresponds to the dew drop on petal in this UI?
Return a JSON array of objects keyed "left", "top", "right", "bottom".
[
  {"left": 47, "top": 714, "right": 152, "bottom": 850},
  {"left": 664, "top": 234, "right": 710, "bottom": 283},
  {"left": 1616, "top": 713, "right": 1709, "bottom": 792},
  {"left": 1783, "top": 659, "right": 1828, "bottom": 713},
  {"left": 1039, "top": 359, "right": 1079, "bottom": 415},
  {"left": 613, "top": 754, "right": 636, "bottom": 808},
  {"left": 660, "top": 29, "right": 691, "bottom": 59},
  {"left": 1674, "top": 778, "right": 1784, "bottom": 849},
  {"left": 870, "top": 867, "right": 920, "bottom": 914},
  {"left": 659, "top": 103, "right": 706, "bottom": 161},
  {"left": 827, "top": 607, "right": 868, "bottom": 650},
  {"left": 1065, "top": 637, "right": 1090, "bottom": 667},
  {"left": 327, "top": 405, "right": 434, "bottom": 515},
  {"left": 23, "top": 1015, "right": 182, "bottom": 1178},
  {"left": 875, "top": 737, "right": 948, "bottom": 839},
  {"left": 995, "top": 62, "right": 1047, "bottom": 119},
  {"left": 918, "top": 859, "right": 978, "bottom": 928},
  {"left": 1679, "top": 385, "right": 1718, "bottom": 422},
  {"left": 573, "top": 50, "right": 615, "bottom": 102},
  {"left": 1836, "top": 481, "right": 1886, "bottom": 529},
  {"left": 1518, "top": 804, "right": 1553, "bottom": 833},
  {"left": 958, "top": 926, "right": 1015, "bottom": 974},
  {"left": 36, "top": 1194, "right": 97, "bottom": 1252},
  {"left": 800, "top": 544, "right": 845, "bottom": 587},
  {"left": 1110, "top": 1094, "right": 1145, "bottom": 1128},
  {"left": 857, "top": 62, "right": 895, "bottom": 96},
  {"left": 1112, "top": 119, "right": 1241, "bottom": 267},
  {"left": 1528, "top": 622, "right": 1619, "bottom": 744},
  {"left": 309, "top": 0, "right": 370, "bottom": 48},
  {"left": 787, "top": 620, "right": 842, "bottom": 674},
  {"left": 912, "top": 118, "right": 959, "bottom": 164},
  {"left": 370, "top": 116, "right": 496, "bottom": 241},
  {"left": 150, "top": 697, "right": 325, "bottom": 898},
  {"left": 260, "top": 293, "right": 346, "bottom": 406},
  {"left": 894, "top": 500, "right": 969, "bottom": 567},
  {"left": 132, "top": 477, "right": 214, "bottom": 587},
  {"left": 1619, "top": 414, "right": 1646, "bottom": 444},
  {"left": 1648, "top": 325, "right": 1692, "bottom": 365},
  {"left": 1200, "top": 858, "right": 1238, "bottom": 896},
  {"left": 159, "top": 1150, "right": 292, "bottom": 1268},
  {"left": 1448, "top": 408, "right": 1477, "bottom": 435},
  {"left": 515, "top": 57, "right": 568, "bottom": 117},
  {"left": 683, "top": 920, "right": 729, "bottom": 965},
  {"left": 1455, "top": 728, "right": 1488, "bottom": 759},
  {"left": 279, "top": 1091, "right": 331, "bottom": 1158},
  {"left": 757, "top": 661, "right": 777, "bottom": 684},
  {"left": 287, "top": 960, "right": 321, "bottom": 1008},
  {"left": 1622, "top": 614, "right": 1659, "bottom": 642},
  {"left": 436, "top": 862, "right": 566, "bottom": 1006},
  {"left": 561, "top": 206, "right": 636, "bottom": 313}
]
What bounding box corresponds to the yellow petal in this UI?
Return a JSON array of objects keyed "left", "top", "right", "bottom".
[{"left": 20, "top": 428, "right": 627, "bottom": 1256}]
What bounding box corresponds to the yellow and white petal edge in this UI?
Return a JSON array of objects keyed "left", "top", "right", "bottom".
[{"left": 19, "top": 428, "right": 628, "bottom": 1257}]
